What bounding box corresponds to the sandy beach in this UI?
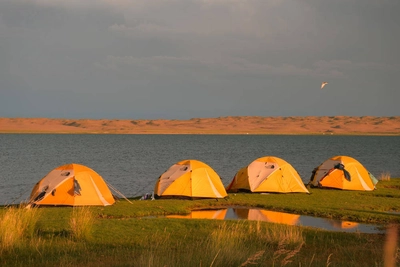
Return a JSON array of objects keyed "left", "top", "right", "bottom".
[{"left": 1, "top": 116, "right": 399, "bottom": 135}]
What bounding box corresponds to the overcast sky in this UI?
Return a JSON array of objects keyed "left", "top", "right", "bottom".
[{"left": 1, "top": 0, "right": 399, "bottom": 119}]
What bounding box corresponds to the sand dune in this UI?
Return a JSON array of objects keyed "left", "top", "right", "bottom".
[{"left": 0, "top": 116, "right": 399, "bottom": 135}]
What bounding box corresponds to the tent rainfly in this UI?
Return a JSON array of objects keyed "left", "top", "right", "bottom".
[
  {"left": 226, "top": 156, "right": 309, "bottom": 194},
  {"left": 154, "top": 159, "right": 227, "bottom": 199},
  {"left": 29, "top": 163, "right": 115, "bottom": 206},
  {"left": 308, "top": 155, "right": 378, "bottom": 191}
]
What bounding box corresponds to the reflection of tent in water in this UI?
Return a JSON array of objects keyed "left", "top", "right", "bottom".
[
  {"left": 234, "top": 208, "right": 300, "bottom": 225},
  {"left": 29, "top": 163, "right": 115, "bottom": 206},
  {"left": 166, "top": 209, "right": 227, "bottom": 220},
  {"left": 328, "top": 220, "right": 359, "bottom": 229}
]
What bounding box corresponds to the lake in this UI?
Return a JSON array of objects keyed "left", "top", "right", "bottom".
[{"left": 0, "top": 134, "right": 399, "bottom": 205}]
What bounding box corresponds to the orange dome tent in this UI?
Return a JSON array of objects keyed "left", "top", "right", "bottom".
[
  {"left": 308, "top": 155, "right": 378, "bottom": 191},
  {"left": 226, "top": 156, "right": 309, "bottom": 193},
  {"left": 154, "top": 159, "right": 227, "bottom": 199},
  {"left": 29, "top": 163, "right": 115, "bottom": 206}
]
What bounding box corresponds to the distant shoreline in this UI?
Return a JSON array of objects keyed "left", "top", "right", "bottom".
[{"left": 1, "top": 116, "right": 399, "bottom": 135}]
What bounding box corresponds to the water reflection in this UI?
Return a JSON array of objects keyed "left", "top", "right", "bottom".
[
  {"left": 330, "top": 221, "right": 359, "bottom": 229},
  {"left": 165, "top": 207, "right": 384, "bottom": 234},
  {"left": 233, "top": 209, "right": 300, "bottom": 225},
  {"left": 166, "top": 209, "right": 227, "bottom": 220}
]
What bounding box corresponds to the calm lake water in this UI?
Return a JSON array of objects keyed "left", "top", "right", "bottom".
[{"left": 0, "top": 134, "right": 399, "bottom": 205}]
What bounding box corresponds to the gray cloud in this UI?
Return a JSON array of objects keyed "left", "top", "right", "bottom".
[{"left": 0, "top": 0, "right": 398, "bottom": 119}]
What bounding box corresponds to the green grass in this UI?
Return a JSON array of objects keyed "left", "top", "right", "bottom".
[
  {"left": 0, "top": 205, "right": 40, "bottom": 253},
  {"left": 90, "top": 179, "right": 400, "bottom": 224},
  {"left": 0, "top": 218, "right": 391, "bottom": 267},
  {"left": 0, "top": 179, "right": 399, "bottom": 266},
  {"left": 69, "top": 206, "right": 95, "bottom": 241}
]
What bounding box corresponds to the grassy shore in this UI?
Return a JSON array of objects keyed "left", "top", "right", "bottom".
[{"left": 1, "top": 179, "right": 399, "bottom": 266}]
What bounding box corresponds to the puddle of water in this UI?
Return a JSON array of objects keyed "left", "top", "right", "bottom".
[{"left": 163, "top": 208, "right": 384, "bottom": 234}]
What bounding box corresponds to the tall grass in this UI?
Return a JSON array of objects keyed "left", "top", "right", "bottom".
[
  {"left": 0, "top": 215, "right": 392, "bottom": 266},
  {"left": 69, "top": 206, "right": 95, "bottom": 241},
  {"left": 379, "top": 171, "right": 391, "bottom": 181},
  {"left": 0, "top": 205, "right": 40, "bottom": 253},
  {"left": 116, "top": 220, "right": 305, "bottom": 267},
  {"left": 209, "top": 221, "right": 304, "bottom": 266}
]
